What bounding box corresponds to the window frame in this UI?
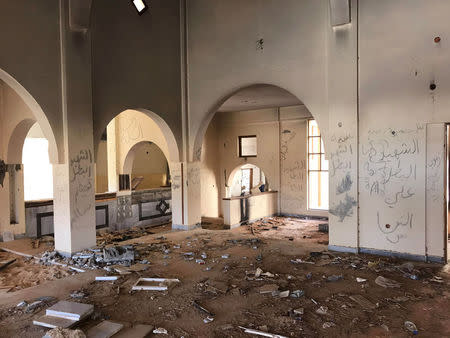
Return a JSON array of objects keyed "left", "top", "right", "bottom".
[
  {"left": 238, "top": 135, "right": 257, "bottom": 158},
  {"left": 307, "top": 119, "right": 328, "bottom": 210}
]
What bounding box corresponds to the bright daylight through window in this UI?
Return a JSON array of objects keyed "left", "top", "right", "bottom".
[{"left": 307, "top": 120, "right": 328, "bottom": 210}]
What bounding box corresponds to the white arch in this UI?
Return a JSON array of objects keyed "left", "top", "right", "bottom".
[
  {"left": 192, "top": 83, "right": 327, "bottom": 162},
  {"left": 7, "top": 119, "right": 36, "bottom": 164},
  {"left": 0, "top": 68, "right": 59, "bottom": 164},
  {"left": 123, "top": 140, "right": 170, "bottom": 175},
  {"left": 135, "top": 109, "right": 180, "bottom": 163},
  {"left": 95, "top": 108, "right": 180, "bottom": 164},
  {"left": 227, "top": 162, "right": 269, "bottom": 189}
]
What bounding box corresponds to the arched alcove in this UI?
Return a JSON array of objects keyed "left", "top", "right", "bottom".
[
  {"left": 192, "top": 83, "right": 328, "bottom": 162},
  {"left": 198, "top": 83, "right": 329, "bottom": 222},
  {"left": 123, "top": 141, "right": 170, "bottom": 190},
  {"left": 227, "top": 163, "right": 268, "bottom": 198},
  {"left": 0, "top": 68, "right": 60, "bottom": 164}
]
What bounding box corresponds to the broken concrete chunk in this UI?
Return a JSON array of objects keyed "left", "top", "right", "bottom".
[
  {"left": 33, "top": 315, "right": 78, "bottom": 329},
  {"left": 46, "top": 301, "right": 94, "bottom": 321},
  {"left": 316, "top": 306, "right": 328, "bottom": 315},
  {"left": 43, "top": 327, "right": 86, "bottom": 338},
  {"left": 375, "top": 276, "right": 401, "bottom": 288},
  {"left": 255, "top": 267, "right": 263, "bottom": 278},
  {"left": 153, "top": 327, "right": 168, "bottom": 334},
  {"left": 86, "top": 320, "right": 123, "bottom": 338},
  {"left": 112, "top": 324, "right": 153, "bottom": 338},
  {"left": 102, "top": 246, "right": 134, "bottom": 263},
  {"left": 259, "top": 284, "right": 279, "bottom": 294},
  {"left": 293, "top": 308, "right": 304, "bottom": 315}
]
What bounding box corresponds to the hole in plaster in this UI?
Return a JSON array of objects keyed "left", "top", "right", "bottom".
[
  {"left": 434, "top": 36, "right": 441, "bottom": 43},
  {"left": 338, "top": 122, "right": 342, "bottom": 127},
  {"left": 430, "top": 83, "right": 437, "bottom": 91},
  {"left": 385, "top": 224, "right": 391, "bottom": 229}
]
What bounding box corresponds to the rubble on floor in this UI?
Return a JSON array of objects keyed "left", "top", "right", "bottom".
[
  {"left": 249, "top": 216, "right": 329, "bottom": 244},
  {"left": 96, "top": 224, "right": 168, "bottom": 246},
  {"left": 43, "top": 328, "right": 86, "bottom": 338},
  {"left": 0, "top": 217, "right": 448, "bottom": 337}
]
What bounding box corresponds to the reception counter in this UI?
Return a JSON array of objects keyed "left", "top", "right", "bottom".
[{"left": 222, "top": 191, "right": 278, "bottom": 228}]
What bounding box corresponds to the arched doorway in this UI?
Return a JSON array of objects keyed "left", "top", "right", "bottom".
[
  {"left": 94, "top": 109, "right": 179, "bottom": 232},
  {"left": 197, "top": 84, "right": 329, "bottom": 243},
  {"left": 0, "top": 72, "right": 59, "bottom": 241},
  {"left": 22, "top": 123, "right": 53, "bottom": 201}
]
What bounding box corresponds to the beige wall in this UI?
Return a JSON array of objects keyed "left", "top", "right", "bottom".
[
  {"left": 201, "top": 105, "right": 328, "bottom": 219},
  {"left": 0, "top": 1, "right": 63, "bottom": 163},
  {"left": 101, "top": 110, "right": 172, "bottom": 192},
  {"left": 131, "top": 142, "right": 168, "bottom": 190},
  {"left": 201, "top": 119, "right": 221, "bottom": 217},
  {"left": 92, "top": 0, "right": 183, "bottom": 156},
  {"left": 188, "top": 0, "right": 329, "bottom": 161},
  {"left": 0, "top": 81, "right": 38, "bottom": 236},
  {"left": 95, "top": 140, "right": 108, "bottom": 193}
]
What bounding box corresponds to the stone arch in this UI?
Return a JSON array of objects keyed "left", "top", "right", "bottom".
[
  {"left": 191, "top": 83, "right": 327, "bottom": 162},
  {"left": 226, "top": 162, "right": 270, "bottom": 189},
  {"left": 7, "top": 119, "right": 36, "bottom": 164},
  {"left": 0, "top": 68, "right": 60, "bottom": 164},
  {"left": 123, "top": 140, "right": 169, "bottom": 176},
  {"left": 95, "top": 108, "right": 180, "bottom": 164}
]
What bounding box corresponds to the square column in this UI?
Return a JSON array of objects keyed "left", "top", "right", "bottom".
[
  {"left": 53, "top": 0, "right": 96, "bottom": 255},
  {"left": 171, "top": 162, "right": 201, "bottom": 230}
]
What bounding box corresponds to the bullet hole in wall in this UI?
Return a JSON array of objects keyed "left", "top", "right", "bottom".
[
  {"left": 430, "top": 83, "right": 437, "bottom": 91},
  {"left": 256, "top": 38, "right": 264, "bottom": 50},
  {"left": 434, "top": 36, "right": 441, "bottom": 43},
  {"left": 391, "top": 130, "right": 396, "bottom": 136},
  {"left": 338, "top": 122, "right": 342, "bottom": 127},
  {"left": 385, "top": 224, "right": 391, "bottom": 229}
]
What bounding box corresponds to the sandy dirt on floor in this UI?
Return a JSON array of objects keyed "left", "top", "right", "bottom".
[
  {"left": 0, "top": 251, "right": 71, "bottom": 292},
  {"left": 0, "top": 218, "right": 449, "bottom": 337}
]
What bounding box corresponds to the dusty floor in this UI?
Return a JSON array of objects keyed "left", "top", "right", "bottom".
[{"left": 0, "top": 217, "right": 449, "bottom": 338}]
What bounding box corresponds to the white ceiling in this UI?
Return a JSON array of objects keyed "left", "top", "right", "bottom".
[{"left": 217, "top": 84, "right": 303, "bottom": 112}]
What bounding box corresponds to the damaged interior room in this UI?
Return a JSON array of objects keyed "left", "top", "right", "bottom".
[{"left": 0, "top": 0, "right": 449, "bottom": 337}]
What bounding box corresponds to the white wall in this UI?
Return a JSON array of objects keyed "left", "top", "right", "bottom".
[
  {"left": 188, "top": 0, "right": 329, "bottom": 160},
  {"left": 357, "top": 0, "right": 450, "bottom": 259},
  {"left": 200, "top": 119, "right": 221, "bottom": 217},
  {"left": 131, "top": 142, "right": 168, "bottom": 189}
]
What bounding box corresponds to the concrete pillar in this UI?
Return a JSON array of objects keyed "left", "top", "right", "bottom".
[
  {"left": 0, "top": 164, "right": 26, "bottom": 237},
  {"left": 53, "top": 0, "right": 96, "bottom": 255},
  {"left": 327, "top": 0, "right": 359, "bottom": 253},
  {"left": 107, "top": 119, "right": 119, "bottom": 192},
  {"left": 171, "top": 161, "right": 201, "bottom": 230}
]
